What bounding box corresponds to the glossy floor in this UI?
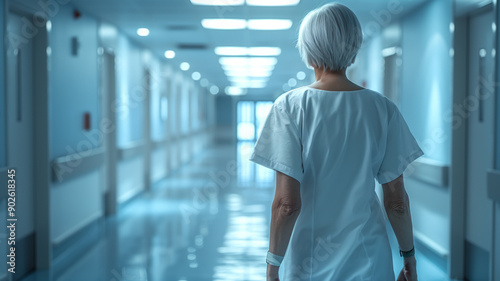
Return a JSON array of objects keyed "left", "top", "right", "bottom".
[{"left": 22, "top": 142, "right": 454, "bottom": 281}]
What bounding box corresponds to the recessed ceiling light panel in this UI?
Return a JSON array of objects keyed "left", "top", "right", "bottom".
[
  {"left": 248, "top": 47, "right": 281, "bottom": 56},
  {"left": 247, "top": 19, "right": 292, "bottom": 30},
  {"left": 192, "top": 72, "right": 201, "bottom": 80},
  {"left": 215, "top": 46, "right": 281, "bottom": 56},
  {"left": 137, "top": 28, "right": 150, "bottom": 36},
  {"left": 164, "top": 50, "right": 176, "bottom": 59},
  {"left": 210, "top": 85, "right": 220, "bottom": 95},
  {"left": 222, "top": 65, "right": 275, "bottom": 72},
  {"left": 191, "top": 0, "right": 244, "bottom": 5},
  {"left": 246, "top": 0, "right": 299, "bottom": 6},
  {"left": 202, "top": 19, "right": 247, "bottom": 30},
  {"left": 180, "top": 62, "right": 190, "bottom": 71},
  {"left": 225, "top": 70, "right": 273, "bottom": 77},
  {"left": 296, "top": 71, "right": 306, "bottom": 80},
  {"left": 225, "top": 86, "right": 247, "bottom": 96},
  {"left": 215, "top": 47, "right": 248, "bottom": 56},
  {"left": 219, "top": 57, "right": 278, "bottom": 66},
  {"left": 232, "top": 81, "right": 267, "bottom": 88}
]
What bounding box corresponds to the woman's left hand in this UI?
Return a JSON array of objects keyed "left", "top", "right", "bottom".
[{"left": 267, "top": 264, "right": 280, "bottom": 281}]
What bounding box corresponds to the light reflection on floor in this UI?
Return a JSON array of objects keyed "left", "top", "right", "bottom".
[{"left": 21, "top": 142, "right": 453, "bottom": 281}]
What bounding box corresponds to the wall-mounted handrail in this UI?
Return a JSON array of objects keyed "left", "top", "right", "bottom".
[
  {"left": 51, "top": 148, "right": 105, "bottom": 183},
  {"left": 405, "top": 157, "right": 450, "bottom": 187},
  {"left": 117, "top": 141, "right": 145, "bottom": 160},
  {"left": 152, "top": 138, "right": 168, "bottom": 149}
]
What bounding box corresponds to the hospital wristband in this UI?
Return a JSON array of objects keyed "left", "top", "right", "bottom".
[
  {"left": 266, "top": 251, "right": 284, "bottom": 266},
  {"left": 399, "top": 246, "right": 415, "bottom": 258}
]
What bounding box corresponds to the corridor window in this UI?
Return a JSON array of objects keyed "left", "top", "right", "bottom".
[
  {"left": 237, "top": 101, "right": 255, "bottom": 141},
  {"left": 255, "top": 101, "right": 273, "bottom": 139}
]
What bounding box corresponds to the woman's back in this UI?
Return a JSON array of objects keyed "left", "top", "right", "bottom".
[{"left": 251, "top": 86, "right": 423, "bottom": 280}]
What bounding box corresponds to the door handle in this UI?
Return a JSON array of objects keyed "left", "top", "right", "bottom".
[
  {"left": 478, "top": 49, "right": 485, "bottom": 123},
  {"left": 14, "top": 48, "right": 21, "bottom": 122}
]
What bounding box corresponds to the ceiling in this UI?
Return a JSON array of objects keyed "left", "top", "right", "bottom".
[{"left": 72, "top": 0, "right": 434, "bottom": 96}]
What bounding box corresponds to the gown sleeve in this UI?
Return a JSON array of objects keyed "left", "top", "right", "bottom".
[
  {"left": 376, "top": 107, "right": 424, "bottom": 184},
  {"left": 249, "top": 103, "right": 304, "bottom": 183}
]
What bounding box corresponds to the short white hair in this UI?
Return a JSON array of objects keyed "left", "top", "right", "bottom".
[{"left": 297, "top": 3, "right": 363, "bottom": 71}]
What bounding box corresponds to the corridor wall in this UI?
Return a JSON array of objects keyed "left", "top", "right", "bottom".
[
  {"left": 42, "top": 0, "right": 216, "bottom": 260},
  {"left": 150, "top": 59, "right": 169, "bottom": 182},
  {"left": 48, "top": 4, "right": 103, "bottom": 246},
  {"left": 399, "top": 0, "right": 453, "bottom": 260},
  {"left": 114, "top": 35, "right": 148, "bottom": 202},
  {"left": 355, "top": 0, "right": 454, "bottom": 264}
]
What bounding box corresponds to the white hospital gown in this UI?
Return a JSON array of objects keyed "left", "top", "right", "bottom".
[{"left": 250, "top": 87, "right": 424, "bottom": 281}]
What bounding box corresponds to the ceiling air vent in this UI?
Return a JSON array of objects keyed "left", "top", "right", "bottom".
[
  {"left": 165, "top": 25, "right": 198, "bottom": 31},
  {"left": 177, "top": 43, "right": 209, "bottom": 50}
]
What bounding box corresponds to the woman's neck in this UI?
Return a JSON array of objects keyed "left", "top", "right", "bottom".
[{"left": 309, "top": 67, "right": 364, "bottom": 92}]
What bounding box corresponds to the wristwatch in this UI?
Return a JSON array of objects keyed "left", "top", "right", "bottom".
[{"left": 399, "top": 247, "right": 415, "bottom": 258}]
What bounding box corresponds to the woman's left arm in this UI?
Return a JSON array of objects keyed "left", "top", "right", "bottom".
[{"left": 267, "top": 171, "right": 302, "bottom": 281}]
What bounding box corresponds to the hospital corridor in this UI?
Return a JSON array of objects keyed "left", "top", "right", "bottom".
[{"left": 0, "top": 0, "right": 500, "bottom": 280}]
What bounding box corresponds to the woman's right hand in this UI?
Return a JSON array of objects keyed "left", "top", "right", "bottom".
[{"left": 397, "top": 256, "right": 418, "bottom": 281}]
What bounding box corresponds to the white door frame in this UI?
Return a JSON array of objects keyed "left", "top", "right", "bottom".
[
  {"left": 143, "top": 68, "right": 152, "bottom": 191},
  {"left": 101, "top": 50, "right": 118, "bottom": 215}
]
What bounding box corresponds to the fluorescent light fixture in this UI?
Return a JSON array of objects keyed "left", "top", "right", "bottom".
[
  {"left": 202, "top": 19, "right": 247, "bottom": 30},
  {"left": 222, "top": 65, "right": 275, "bottom": 72},
  {"left": 248, "top": 47, "right": 281, "bottom": 56},
  {"left": 219, "top": 57, "right": 247, "bottom": 66},
  {"left": 225, "top": 86, "right": 247, "bottom": 96},
  {"left": 249, "top": 57, "right": 278, "bottom": 66},
  {"left": 449, "top": 22, "right": 455, "bottom": 33},
  {"left": 229, "top": 79, "right": 269, "bottom": 86},
  {"left": 192, "top": 72, "right": 201, "bottom": 81},
  {"left": 164, "top": 50, "right": 176, "bottom": 59},
  {"left": 246, "top": 0, "right": 300, "bottom": 6},
  {"left": 137, "top": 28, "right": 150, "bottom": 36},
  {"left": 215, "top": 46, "right": 281, "bottom": 56},
  {"left": 219, "top": 57, "right": 278, "bottom": 66},
  {"left": 191, "top": 0, "right": 244, "bottom": 5},
  {"left": 215, "top": 47, "right": 248, "bottom": 56},
  {"left": 200, "top": 78, "right": 209, "bottom": 87},
  {"left": 210, "top": 85, "right": 220, "bottom": 95},
  {"left": 225, "top": 70, "right": 273, "bottom": 77},
  {"left": 296, "top": 71, "right": 306, "bottom": 80},
  {"left": 232, "top": 81, "right": 267, "bottom": 88},
  {"left": 180, "top": 62, "right": 190, "bottom": 71},
  {"left": 282, "top": 83, "right": 291, "bottom": 91},
  {"left": 229, "top": 77, "right": 269, "bottom": 83},
  {"left": 247, "top": 19, "right": 292, "bottom": 30}
]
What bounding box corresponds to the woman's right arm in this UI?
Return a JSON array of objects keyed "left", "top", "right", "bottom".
[{"left": 382, "top": 175, "right": 418, "bottom": 281}]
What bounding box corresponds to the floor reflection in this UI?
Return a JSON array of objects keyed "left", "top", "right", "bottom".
[
  {"left": 21, "top": 143, "right": 274, "bottom": 281},
  {"left": 236, "top": 141, "right": 274, "bottom": 188},
  {"left": 21, "top": 142, "right": 452, "bottom": 281}
]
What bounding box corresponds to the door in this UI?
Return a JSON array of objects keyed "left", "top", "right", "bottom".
[
  {"left": 383, "top": 47, "right": 402, "bottom": 105},
  {"left": 5, "top": 10, "right": 37, "bottom": 275},
  {"left": 143, "top": 69, "right": 152, "bottom": 191},
  {"left": 101, "top": 50, "right": 118, "bottom": 215},
  {"left": 465, "top": 9, "right": 495, "bottom": 281}
]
